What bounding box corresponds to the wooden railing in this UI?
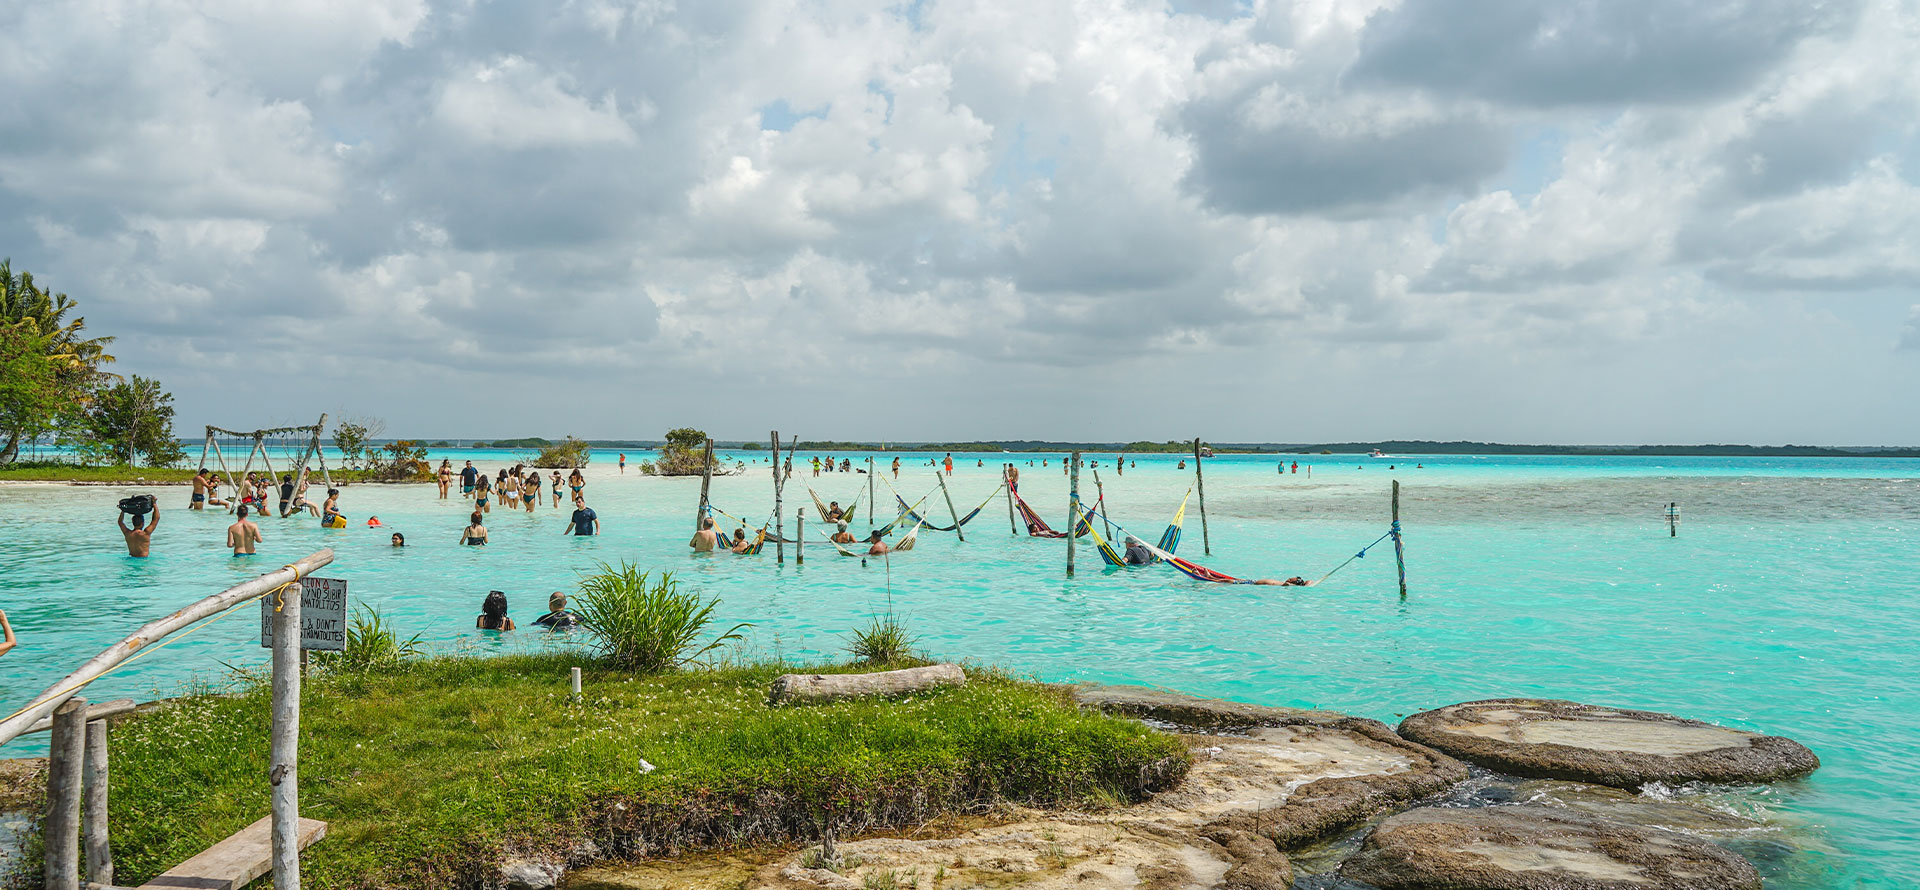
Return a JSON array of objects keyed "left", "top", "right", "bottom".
[{"left": 2, "top": 550, "right": 335, "bottom": 890}]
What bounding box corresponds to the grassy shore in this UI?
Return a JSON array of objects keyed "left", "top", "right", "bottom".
[
  {"left": 95, "top": 654, "right": 1186, "bottom": 889},
  {"left": 0, "top": 462, "right": 198, "bottom": 483}
]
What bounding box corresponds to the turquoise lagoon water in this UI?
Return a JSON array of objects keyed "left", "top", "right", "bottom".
[{"left": 2, "top": 451, "right": 1917, "bottom": 887}]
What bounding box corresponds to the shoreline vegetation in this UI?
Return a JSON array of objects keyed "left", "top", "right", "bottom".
[{"left": 29, "top": 653, "right": 1184, "bottom": 889}]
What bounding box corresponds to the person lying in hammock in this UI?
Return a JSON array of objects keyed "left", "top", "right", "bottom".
[
  {"left": 728, "top": 528, "right": 751, "bottom": 553},
  {"left": 831, "top": 522, "right": 857, "bottom": 544},
  {"left": 1253, "top": 577, "right": 1312, "bottom": 586},
  {"left": 1123, "top": 535, "right": 1154, "bottom": 566},
  {"left": 824, "top": 501, "right": 846, "bottom": 522}
]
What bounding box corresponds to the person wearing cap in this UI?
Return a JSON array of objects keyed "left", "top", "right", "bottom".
[
  {"left": 865, "top": 530, "right": 891, "bottom": 556},
  {"left": 830, "top": 521, "right": 857, "bottom": 544},
  {"left": 533, "top": 592, "right": 580, "bottom": 630},
  {"left": 1123, "top": 535, "right": 1153, "bottom": 566}
]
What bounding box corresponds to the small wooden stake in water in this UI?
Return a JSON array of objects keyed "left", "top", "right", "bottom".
[
  {"left": 1193, "top": 438, "right": 1211, "bottom": 556},
  {"left": 696, "top": 438, "right": 715, "bottom": 531},
  {"left": 1093, "top": 469, "right": 1114, "bottom": 542},
  {"left": 937, "top": 471, "right": 966, "bottom": 542},
  {"left": 270, "top": 584, "right": 303, "bottom": 890},
  {"left": 570, "top": 667, "right": 582, "bottom": 703},
  {"left": 868, "top": 457, "right": 876, "bottom": 533},
  {"left": 771, "top": 431, "right": 785, "bottom": 564},
  {"left": 84, "top": 719, "right": 112, "bottom": 886},
  {"left": 1392, "top": 481, "right": 1407, "bottom": 600},
  {"left": 45, "top": 696, "right": 85, "bottom": 890},
  {"left": 1667, "top": 502, "right": 1680, "bottom": 537},
  {"left": 1005, "top": 464, "right": 1018, "bottom": 534},
  {"left": 1066, "top": 452, "right": 1080, "bottom": 577},
  {"left": 796, "top": 510, "right": 805, "bottom": 565}
]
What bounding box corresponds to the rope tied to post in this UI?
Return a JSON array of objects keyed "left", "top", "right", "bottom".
[{"left": 272, "top": 563, "right": 304, "bottom": 613}]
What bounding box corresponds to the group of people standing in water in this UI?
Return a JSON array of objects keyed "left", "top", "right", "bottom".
[{"left": 443, "top": 460, "right": 599, "bottom": 547}]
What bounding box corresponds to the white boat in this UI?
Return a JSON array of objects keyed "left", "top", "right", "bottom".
[{"left": 1369, "top": 449, "right": 1389, "bottom": 458}]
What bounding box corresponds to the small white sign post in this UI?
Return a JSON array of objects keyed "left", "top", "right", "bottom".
[{"left": 260, "top": 577, "right": 348, "bottom": 651}]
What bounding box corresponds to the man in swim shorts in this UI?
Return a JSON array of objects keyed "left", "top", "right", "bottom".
[
  {"left": 190, "top": 469, "right": 209, "bottom": 509},
  {"left": 689, "top": 517, "right": 719, "bottom": 552},
  {"left": 119, "top": 501, "right": 159, "bottom": 557},
  {"left": 460, "top": 461, "right": 477, "bottom": 497},
  {"left": 227, "top": 505, "right": 263, "bottom": 555}
]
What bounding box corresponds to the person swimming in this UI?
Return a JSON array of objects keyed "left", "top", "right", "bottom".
[
  {"left": 476, "top": 591, "right": 515, "bottom": 631},
  {"left": 534, "top": 592, "right": 579, "bottom": 630},
  {"left": 689, "top": 518, "right": 719, "bottom": 552},
  {"left": 831, "top": 521, "right": 856, "bottom": 544},
  {"left": 391, "top": 532, "right": 405, "bottom": 547},
  {"left": 866, "top": 530, "right": 891, "bottom": 556},
  {"left": 461, "top": 512, "right": 488, "bottom": 545}
]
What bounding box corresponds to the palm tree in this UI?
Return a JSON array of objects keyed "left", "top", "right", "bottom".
[{"left": 0, "top": 259, "right": 117, "bottom": 463}]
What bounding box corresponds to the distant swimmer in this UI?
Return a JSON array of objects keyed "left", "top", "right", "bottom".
[
  {"left": 117, "top": 496, "right": 158, "bottom": 558},
  {"left": 1177, "top": 460, "right": 1186, "bottom": 470},
  {"left": 831, "top": 522, "right": 856, "bottom": 544},
  {"left": 619, "top": 452, "right": 626, "bottom": 474},
  {"left": 226, "top": 505, "right": 263, "bottom": 556},
  {"left": 891, "top": 457, "right": 900, "bottom": 478},
  {"left": 1123, "top": 535, "right": 1153, "bottom": 566},
  {"left": 391, "top": 532, "right": 405, "bottom": 547},
  {"left": 866, "top": 530, "right": 891, "bottom": 556},
  {"left": 1252, "top": 577, "right": 1312, "bottom": 586},
  {"left": 690, "top": 517, "right": 719, "bottom": 552},
  {"left": 534, "top": 592, "right": 579, "bottom": 630},
  {"left": 943, "top": 453, "right": 954, "bottom": 474}
]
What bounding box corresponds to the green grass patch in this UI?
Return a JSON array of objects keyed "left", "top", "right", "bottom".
[
  {"left": 98, "top": 654, "right": 1187, "bottom": 889},
  {"left": 0, "top": 462, "right": 197, "bottom": 483}
]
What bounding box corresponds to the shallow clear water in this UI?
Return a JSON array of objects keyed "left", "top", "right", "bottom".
[{"left": 2, "top": 451, "right": 1916, "bottom": 888}]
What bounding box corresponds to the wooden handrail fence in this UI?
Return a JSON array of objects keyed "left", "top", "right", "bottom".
[{"left": 1, "top": 550, "right": 336, "bottom": 890}]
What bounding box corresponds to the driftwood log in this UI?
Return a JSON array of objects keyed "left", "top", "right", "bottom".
[{"left": 769, "top": 664, "right": 965, "bottom": 705}]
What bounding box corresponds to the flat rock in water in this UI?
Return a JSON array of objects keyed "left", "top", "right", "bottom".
[
  {"left": 1071, "top": 685, "right": 1353, "bottom": 730},
  {"left": 1397, "top": 699, "right": 1818, "bottom": 789},
  {"left": 1339, "top": 805, "right": 1762, "bottom": 890}
]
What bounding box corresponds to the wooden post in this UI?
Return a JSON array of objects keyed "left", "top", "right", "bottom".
[
  {"left": 270, "top": 583, "right": 303, "bottom": 890},
  {"left": 771, "top": 432, "right": 786, "bottom": 563},
  {"left": 868, "top": 457, "right": 875, "bottom": 533},
  {"left": 1005, "top": 464, "right": 1018, "bottom": 534},
  {"left": 936, "top": 472, "right": 966, "bottom": 542},
  {"left": 1066, "top": 452, "right": 1080, "bottom": 577},
  {"left": 83, "top": 719, "right": 111, "bottom": 886},
  {"left": 1391, "top": 481, "right": 1407, "bottom": 600},
  {"left": 1193, "top": 438, "right": 1211, "bottom": 556},
  {"left": 796, "top": 510, "right": 805, "bottom": 565},
  {"left": 1092, "top": 469, "right": 1114, "bottom": 541},
  {"left": 1668, "top": 502, "right": 1679, "bottom": 537},
  {"left": 696, "top": 438, "right": 714, "bottom": 531},
  {"left": 45, "top": 697, "right": 86, "bottom": 890}
]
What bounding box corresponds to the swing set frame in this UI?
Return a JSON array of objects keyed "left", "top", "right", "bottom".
[{"left": 195, "top": 414, "right": 334, "bottom": 513}]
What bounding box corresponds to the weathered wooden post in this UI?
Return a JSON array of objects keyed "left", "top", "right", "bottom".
[
  {"left": 936, "top": 472, "right": 966, "bottom": 542},
  {"left": 1391, "top": 481, "right": 1407, "bottom": 600},
  {"left": 771, "top": 432, "right": 786, "bottom": 563},
  {"left": 83, "top": 719, "right": 112, "bottom": 885},
  {"left": 1066, "top": 452, "right": 1080, "bottom": 576},
  {"left": 1005, "top": 464, "right": 1018, "bottom": 534},
  {"left": 45, "top": 696, "right": 86, "bottom": 890},
  {"left": 270, "top": 584, "right": 303, "bottom": 890},
  {"left": 695, "top": 438, "right": 716, "bottom": 532},
  {"left": 796, "top": 510, "right": 805, "bottom": 565},
  {"left": 868, "top": 457, "right": 876, "bottom": 533},
  {"left": 1193, "top": 438, "right": 1211, "bottom": 556},
  {"left": 1667, "top": 502, "right": 1680, "bottom": 537}
]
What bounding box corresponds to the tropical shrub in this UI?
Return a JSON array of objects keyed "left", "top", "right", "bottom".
[
  {"left": 312, "top": 606, "right": 425, "bottom": 673},
  {"left": 844, "top": 614, "right": 922, "bottom": 666},
  {"left": 573, "top": 563, "right": 749, "bottom": 672},
  {"left": 532, "top": 436, "right": 591, "bottom": 468}
]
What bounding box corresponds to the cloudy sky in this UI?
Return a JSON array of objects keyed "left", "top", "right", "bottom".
[{"left": 3, "top": 0, "right": 1917, "bottom": 445}]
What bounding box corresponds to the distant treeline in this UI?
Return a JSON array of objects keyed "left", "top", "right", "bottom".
[{"left": 354, "top": 438, "right": 1920, "bottom": 457}]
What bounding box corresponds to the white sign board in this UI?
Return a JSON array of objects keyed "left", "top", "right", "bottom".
[{"left": 260, "top": 576, "right": 348, "bottom": 651}]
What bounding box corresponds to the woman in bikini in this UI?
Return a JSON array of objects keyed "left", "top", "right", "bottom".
[
  {"left": 437, "top": 460, "right": 452, "bottom": 499},
  {"left": 474, "top": 473, "right": 491, "bottom": 514},
  {"left": 568, "top": 469, "right": 585, "bottom": 503},
  {"left": 522, "top": 471, "right": 541, "bottom": 513},
  {"left": 461, "top": 512, "right": 488, "bottom": 545},
  {"left": 550, "top": 470, "right": 564, "bottom": 508},
  {"left": 501, "top": 469, "right": 519, "bottom": 509},
  {"left": 476, "top": 590, "right": 513, "bottom": 630}
]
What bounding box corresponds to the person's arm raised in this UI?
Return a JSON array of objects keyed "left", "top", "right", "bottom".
[{"left": 0, "top": 611, "right": 15, "bottom": 658}]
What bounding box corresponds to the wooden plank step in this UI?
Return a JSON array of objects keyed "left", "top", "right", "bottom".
[{"left": 137, "top": 816, "right": 327, "bottom": 890}]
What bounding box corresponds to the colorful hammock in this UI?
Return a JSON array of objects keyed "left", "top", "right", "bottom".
[
  {"left": 885, "top": 477, "right": 1005, "bottom": 531},
  {"left": 1082, "top": 491, "right": 1192, "bottom": 567},
  {"left": 734, "top": 528, "right": 768, "bottom": 555},
  {"left": 1010, "top": 482, "right": 1095, "bottom": 538},
  {"left": 807, "top": 487, "right": 860, "bottom": 525},
  {"left": 832, "top": 518, "right": 926, "bottom": 557}
]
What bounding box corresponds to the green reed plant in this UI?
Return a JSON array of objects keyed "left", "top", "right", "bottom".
[
  {"left": 573, "top": 563, "right": 749, "bottom": 672},
  {"left": 845, "top": 614, "right": 921, "bottom": 666},
  {"left": 312, "top": 605, "right": 425, "bottom": 673}
]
